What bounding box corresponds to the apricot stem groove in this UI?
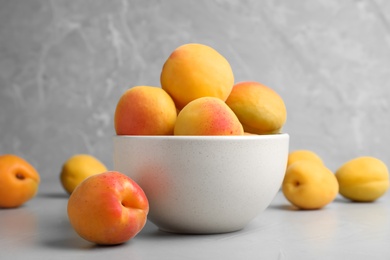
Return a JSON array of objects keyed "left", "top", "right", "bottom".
[{"left": 15, "top": 173, "right": 25, "bottom": 180}]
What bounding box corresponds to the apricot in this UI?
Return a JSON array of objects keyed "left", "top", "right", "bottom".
[
  {"left": 67, "top": 171, "right": 149, "bottom": 245},
  {"left": 225, "top": 81, "right": 287, "bottom": 135},
  {"left": 114, "top": 86, "right": 177, "bottom": 135},
  {"left": 174, "top": 97, "right": 244, "bottom": 136},
  {"left": 287, "top": 150, "right": 323, "bottom": 168},
  {"left": 335, "top": 156, "right": 389, "bottom": 202},
  {"left": 0, "top": 154, "right": 40, "bottom": 208},
  {"left": 282, "top": 160, "right": 339, "bottom": 210},
  {"left": 60, "top": 154, "right": 108, "bottom": 194},
  {"left": 160, "top": 43, "right": 234, "bottom": 109}
]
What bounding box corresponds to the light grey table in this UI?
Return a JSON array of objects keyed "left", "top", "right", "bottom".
[{"left": 1, "top": 183, "right": 389, "bottom": 260}]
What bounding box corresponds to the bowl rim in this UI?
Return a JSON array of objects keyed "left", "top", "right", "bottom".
[{"left": 113, "top": 133, "right": 289, "bottom": 140}]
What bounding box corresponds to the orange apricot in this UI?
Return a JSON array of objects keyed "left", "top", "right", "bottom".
[
  {"left": 161, "top": 43, "right": 234, "bottom": 109},
  {"left": 226, "top": 81, "right": 287, "bottom": 135},
  {"left": 0, "top": 154, "right": 40, "bottom": 208},
  {"left": 174, "top": 97, "right": 244, "bottom": 136},
  {"left": 114, "top": 86, "right": 177, "bottom": 135}
]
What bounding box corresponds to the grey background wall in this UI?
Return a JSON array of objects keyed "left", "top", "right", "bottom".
[{"left": 1, "top": 0, "right": 389, "bottom": 192}]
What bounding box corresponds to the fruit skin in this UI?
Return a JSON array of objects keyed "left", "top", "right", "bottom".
[
  {"left": 225, "top": 81, "right": 287, "bottom": 135},
  {"left": 174, "top": 97, "right": 244, "bottom": 136},
  {"left": 114, "top": 86, "right": 177, "bottom": 135},
  {"left": 0, "top": 154, "right": 40, "bottom": 208},
  {"left": 335, "top": 156, "right": 389, "bottom": 202},
  {"left": 60, "top": 154, "right": 108, "bottom": 194},
  {"left": 282, "top": 160, "right": 339, "bottom": 210},
  {"left": 287, "top": 150, "right": 323, "bottom": 168},
  {"left": 161, "top": 43, "right": 234, "bottom": 109},
  {"left": 67, "top": 171, "right": 149, "bottom": 245}
]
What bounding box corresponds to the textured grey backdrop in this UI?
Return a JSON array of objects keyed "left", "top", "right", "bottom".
[{"left": 1, "top": 0, "right": 389, "bottom": 192}]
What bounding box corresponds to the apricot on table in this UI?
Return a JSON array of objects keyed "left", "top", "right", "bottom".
[
  {"left": 282, "top": 160, "right": 339, "bottom": 210},
  {"left": 161, "top": 43, "right": 234, "bottom": 109},
  {"left": 114, "top": 86, "right": 177, "bottom": 135},
  {"left": 0, "top": 154, "right": 40, "bottom": 208},
  {"left": 60, "top": 154, "right": 108, "bottom": 194},
  {"left": 67, "top": 171, "right": 149, "bottom": 245},
  {"left": 174, "top": 97, "right": 244, "bottom": 136},
  {"left": 335, "top": 156, "right": 389, "bottom": 202},
  {"left": 225, "top": 81, "right": 287, "bottom": 135}
]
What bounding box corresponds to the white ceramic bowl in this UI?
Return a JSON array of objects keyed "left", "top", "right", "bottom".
[{"left": 113, "top": 134, "right": 289, "bottom": 234}]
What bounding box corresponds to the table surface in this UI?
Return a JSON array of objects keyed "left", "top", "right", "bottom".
[{"left": 1, "top": 184, "right": 390, "bottom": 260}]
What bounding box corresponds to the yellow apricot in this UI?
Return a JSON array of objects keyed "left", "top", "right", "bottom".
[
  {"left": 174, "top": 97, "right": 244, "bottom": 136},
  {"left": 287, "top": 150, "right": 323, "bottom": 168},
  {"left": 282, "top": 160, "right": 339, "bottom": 210},
  {"left": 160, "top": 43, "right": 234, "bottom": 109},
  {"left": 225, "top": 81, "right": 286, "bottom": 135},
  {"left": 335, "top": 156, "right": 389, "bottom": 202},
  {"left": 60, "top": 154, "right": 108, "bottom": 194}
]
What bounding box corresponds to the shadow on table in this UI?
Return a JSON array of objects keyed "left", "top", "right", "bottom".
[
  {"left": 332, "top": 197, "right": 371, "bottom": 204},
  {"left": 267, "top": 204, "right": 299, "bottom": 211},
  {"left": 43, "top": 235, "right": 96, "bottom": 250},
  {"left": 138, "top": 221, "right": 239, "bottom": 240},
  {"left": 41, "top": 217, "right": 141, "bottom": 250},
  {"left": 37, "top": 192, "right": 69, "bottom": 199},
  {"left": 39, "top": 217, "right": 94, "bottom": 250}
]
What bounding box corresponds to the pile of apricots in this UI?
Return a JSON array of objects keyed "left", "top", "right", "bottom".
[{"left": 114, "top": 43, "right": 287, "bottom": 136}]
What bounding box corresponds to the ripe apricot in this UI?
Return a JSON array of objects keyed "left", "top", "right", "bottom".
[
  {"left": 174, "top": 97, "right": 244, "bottom": 136},
  {"left": 335, "top": 156, "right": 389, "bottom": 202},
  {"left": 0, "top": 154, "right": 40, "bottom": 208},
  {"left": 67, "top": 171, "right": 149, "bottom": 245},
  {"left": 114, "top": 86, "right": 177, "bottom": 135},
  {"left": 282, "top": 160, "right": 339, "bottom": 210},
  {"left": 161, "top": 43, "right": 234, "bottom": 109},
  {"left": 225, "top": 81, "right": 287, "bottom": 135}
]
